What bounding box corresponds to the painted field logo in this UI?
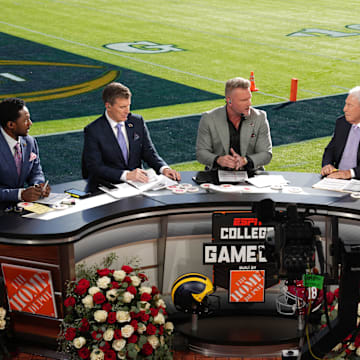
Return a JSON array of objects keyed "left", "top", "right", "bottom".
[
  {"left": 288, "top": 24, "right": 360, "bottom": 37},
  {"left": 104, "top": 41, "right": 184, "bottom": 54}
]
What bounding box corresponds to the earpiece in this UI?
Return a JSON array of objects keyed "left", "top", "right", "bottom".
[{"left": 229, "top": 99, "right": 232, "bottom": 104}]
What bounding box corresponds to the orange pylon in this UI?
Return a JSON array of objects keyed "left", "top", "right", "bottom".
[
  {"left": 290, "top": 78, "right": 298, "bottom": 102},
  {"left": 249, "top": 71, "right": 258, "bottom": 92}
]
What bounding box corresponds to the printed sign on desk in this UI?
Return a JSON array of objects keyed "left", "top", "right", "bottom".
[
  {"left": 1, "top": 263, "right": 57, "bottom": 318},
  {"left": 229, "top": 270, "right": 265, "bottom": 303}
]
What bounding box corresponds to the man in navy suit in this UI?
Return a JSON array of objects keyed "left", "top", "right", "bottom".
[
  {"left": 82, "top": 82, "right": 180, "bottom": 185},
  {"left": 0, "top": 98, "right": 50, "bottom": 203},
  {"left": 321, "top": 86, "right": 360, "bottom": 179}
]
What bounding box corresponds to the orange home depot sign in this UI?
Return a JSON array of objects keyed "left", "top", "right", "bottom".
[
  {"left": 1, "top": 263, "right": 57, "bottom": 318},
  {"left": 229, "top": 270, "right": 265, "bottom": 303}
]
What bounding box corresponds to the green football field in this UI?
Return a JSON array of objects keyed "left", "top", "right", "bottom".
[{"left": 1, "top": 0, "right": 360, "bottom": 173}]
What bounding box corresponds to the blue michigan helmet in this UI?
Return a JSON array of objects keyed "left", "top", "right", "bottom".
[{"left": 171, "top": 272, "right": 214, "bottom": 313}]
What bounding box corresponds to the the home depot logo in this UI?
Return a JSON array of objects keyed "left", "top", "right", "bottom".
[{"left": 229, "top": 270, "right": 265, "bottom": 303}]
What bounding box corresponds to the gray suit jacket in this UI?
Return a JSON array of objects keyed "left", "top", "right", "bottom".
[{"left": 196, "top": 105, "right": 272, "bottom": 169}]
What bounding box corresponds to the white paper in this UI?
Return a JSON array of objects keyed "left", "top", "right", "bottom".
[
  {"left": 35, "top": 192, "right": 70, "bottom": 205},
  {"left": 246, "top": 175, "right": 289, "bottom": 188},
  {"left": 218, "top": 170, "right": 248, "bottom": 183},
  {"left": 126, "top": 169, "right": 177, "bottom": 191}
]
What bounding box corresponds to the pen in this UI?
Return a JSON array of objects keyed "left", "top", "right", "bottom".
[
  {"left": 331, "top": 169, "right": 338, "bottom": 173},
  {"left": 42, "top": 180, "right": 49, "bottom": 197}
]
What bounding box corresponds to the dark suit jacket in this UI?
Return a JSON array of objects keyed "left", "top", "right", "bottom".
[
  {"left": 82, "top": 113, "right": 167, "bottom": 184},
  {"left": 322, "top": 115, "right": 360, "bottom": 178},
  {"left": 0, "top": 130, "right": 45, "bottom": 202}
]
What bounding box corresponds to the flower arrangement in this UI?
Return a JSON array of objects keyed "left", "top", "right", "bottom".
[
  {"left": 59, "top": 264, "right": 174, "bottom": 360},
  {"left": 319, "top": 288, "right": 360, "bottom": 359},
  {"left": 0, "top": 306, "right": 9, "bottom": 359}
]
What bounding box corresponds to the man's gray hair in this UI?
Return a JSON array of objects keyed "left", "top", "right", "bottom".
[
  {"left": 349, "top": 86, "right": 360, "bottom": 104},
  {"left": 225, "top": 77, "right": 250, "bottom": 96}
]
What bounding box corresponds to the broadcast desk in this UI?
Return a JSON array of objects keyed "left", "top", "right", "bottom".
[{"left": 0, "top": 171, "right": 359, "bottom": 357}]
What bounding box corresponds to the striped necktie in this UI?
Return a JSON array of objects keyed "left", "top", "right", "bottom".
[
  {"left": 14, "top": 143, "right": 22, "bottom": 176},
  {"left": 116, "top": 123, "right": 128, "bottom": 164}
]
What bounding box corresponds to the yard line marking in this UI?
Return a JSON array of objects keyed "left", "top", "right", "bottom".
[
  {"left": 0, "top": 72, "right": 25, "bottom": 82},
  {"left": 299, "top": 89, "right": 322, "bottom": 95},
  {"left": 331, "top": 85, "right": 350, "bottom": 90},
  {"left": 0, "top": 21, "right": 285, "bottom": 101}
]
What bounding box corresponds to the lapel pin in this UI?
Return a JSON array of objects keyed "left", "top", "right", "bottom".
[{"left": 128, "top": 123, "right": 133, "bottom": 128}]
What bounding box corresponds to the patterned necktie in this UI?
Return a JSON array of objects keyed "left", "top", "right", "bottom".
[
  {"left": 14, "top": 143, "right": 22, "bottom": 176},
  {"left": 116, "top": 123, "right": 128, "bottom": 164},
  {"left": 338, "top": 125, "right": 360, "bottom": 170}
]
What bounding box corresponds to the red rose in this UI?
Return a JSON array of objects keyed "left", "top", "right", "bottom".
[
  {"left": 146, "top": 323, "right": 157, "bottom": 335},
  {"left": 138, "top": 273, "right": 148, "bottom": 282},
  {"left": 121, "top": 265, "right": 133, "bottom": 274},
  {"left": 91, "top": 330, "right": 103, "bottom": 340},
  {"left": 326, "top": 291, "right": 335, "bottom": 305},
  {"left": 111, "top": 281, "right": 120, "bottom": 289},
  {"left": 100, "top": 342, "right": 111, "bottom": 351},
  {"left": 151, "top": 286, "right": 160, "bottom": 295},
  {"left": 130, "top": 311, "right": 138, "bottom": 319},
  {"left": 64, "top": 296, "right": 76, "bottom": 307},
  {"left": 334, "top": 287, "right": 340, "bottom": 298},
  {"left": 78, "top": 347, "right": 90, "bottom": 359},
  {"left": 93, "top": 292, "right": 106, "bottom": 304},
  {"left": 114, "top": 329, "right": 122, "bottom": 340},
  {"left": 142, "top": 342, "right": 153, "bottom": 356},
  {"left": 150, "top": 308, "right": 159, "bottom": 317},
  {"left": 139, "top": 311, "right": 149, "bottom": 322},
  {"left": 104, "top": 350, "right": 116, "bottom": 360},
  {"left": 140, "top": 293, "right": 151, "bottom": 302},
  {"left": 345, "top": 348, "right": 352, "bottom": 355},
  {"left": 128, "top": 334, "right": 138, "bottom": 343},
  {"left": 130, "top": 319, "right": 138, "bottom": 331},
  {"left": 97, "top": 268, "right": 111, "bottom": 277},
  {"left": 127, "top": 286, "right": 137, "bottom": 295},
  {"left": 75, "top": 279, "right": 90, "bottom": 295},
  {"left": 107, "top": 312, "right": 116, "bottom": 324},
  {"left": 159, "top": 325, "right": 164, "bottom": 335},
  {"left": 65, "top": 327, "right": 77, "bottom": 341},
  {"left": 162, "top": 309, "right": 167, "bottom": 316},
  {"left": 354, "top": 332, "right": 360, "bottom": 347},
  {"left": 79, "top": 318, "right": 90, "bottom": 332},
  {"left": 102, "top": 302, "right": 112, "bottom": 312},
  {"left": 123, "top": 276, "right": 131, "bottom": 283},
  {"left": 78, "top": 278, "right": 90, "bottom": 288}
]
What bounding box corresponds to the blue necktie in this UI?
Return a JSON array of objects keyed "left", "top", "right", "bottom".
[
  {"left": 116, "top": 123, "right": 128, "bottom": 164},
  {"left": 14, "top": 143, "right": 22, "bottom": 176},
  {"left": 339, "top": 125, "right": 360, "bottom": 170}
]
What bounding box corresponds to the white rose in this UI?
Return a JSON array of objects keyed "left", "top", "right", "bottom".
[
  {"left": 94, "top": 310, "right": 108, "bottom": 322},
  {"left": 117, "top": 352, "right": 126, "bottom": 359},
  {"left": 73, "top": 336, "right": 86, "bottom": 349},
  {"left": 164, "top": 321, "right": 174, "bottom": 333},
  {"left": 82, "top": 295, "right": 94, "bottom": 309},
  {"left": 0, "top": 319, "right": 6, "bottom": 330},
  {"left": 116, "top": 310, "right": 130, "bottom": 323},
  {"left": 122, "top": 291, "right": 134, "bottom": 303},
  {"left": 103, "top": 328, "right": 114, "bottom": 341},
  {"left": 154, "top": 313, "right": 165, "bottom": 325},
  {"left": 137, "top": 322, "right": 146, "bottom": 334},
  {"left": 0, "top": 307, "right": 6, "bottom": 320},
  {"left": 112, "top": 339, "right": 126, "bottom": 351},
  {"left": 90, "top": 349, "right": 104, "bottom": 360},
  {"left": 147, "top": 335, "right": 159, "bottom": 349},
  {"left": 155, "top": 299, "right": 166, "bottom": 308},
  {"left": 348, "top": 343, "right": 356, "bottom": 351},
  {"left": 358, "top": 303, "right": 360, "bottom": 316},
  {"left": 356, "top": 347, "right": 360, "bottom": 357},
  {"left": 139, "top": 301, "right": 150, "bottom": 310},
  {"left": 130, "top": 276, "right": 141, "bottom": 287},
  {"left": 121, "top": 324, "right": 134, "bottom": 338},
  {"left": 106, "top": 288, "right": 118, "bottom": 302},
  {"left": 88, "top": 286, "right": 101, "bottom": 296},
  {"left": 332, "top": 343, "right": 342, "bottom": 352},
  {"left": 97, "top": 276, "right": 111, "bottom": 289},
  {"left": 113, "top": 270, "right": 126, "bottom": 281},
  {"left": 139, "top": 286, "right": 152, "bottom": 294}
]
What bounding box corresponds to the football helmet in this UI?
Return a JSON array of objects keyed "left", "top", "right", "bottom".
[
  {"left": 276, "top": 280, "right": 323, "bottom": 316},
  {"left": 171, "top": 272, "right": 214, "bottom": 313}
]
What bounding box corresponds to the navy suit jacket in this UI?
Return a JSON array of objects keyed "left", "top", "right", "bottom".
[
  {"left": 322, "top": 115, "right": 360, "bottom": 178},
  {"left": 82, "top": 113, "right": 167, "bottom": 183},
  {"left": 0, "top": 130, "right": 45, "bottom": 203}
]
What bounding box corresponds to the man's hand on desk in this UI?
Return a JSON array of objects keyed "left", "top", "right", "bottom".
[
  {"left": 321, "top": 164, "right": 336, "bottom": 176},
  {"left": 126, "top": 168, "right": 149, "bottom": 183},
  {"left": 230, "top": 148, "right": 248, "bottom": 170},
  {"left": 21, "top": 186, "right": 42, "bottom": 201},
  {"left": 163, "top": 168, "right": 181, "bottom": 181},
  {"left": 216, "top": 151, "right": 239, "bottom": 169},
  {"left": 327, "top": 169, "right": 351, "bottom": 179}
]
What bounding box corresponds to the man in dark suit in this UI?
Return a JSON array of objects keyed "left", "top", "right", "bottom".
[
  {"left": 321, "top": 86, "right": 360, "bottom": 179},
  {"left": 82, "top": 82, "right": 180, "bottom": 185},
  {"left": 0, "top": 98, "right": 50, "bottom": 203}
]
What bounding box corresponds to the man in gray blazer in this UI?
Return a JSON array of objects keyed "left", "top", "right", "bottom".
[{"left": 196, "top": 77, "right": 272, "bottom": 171}]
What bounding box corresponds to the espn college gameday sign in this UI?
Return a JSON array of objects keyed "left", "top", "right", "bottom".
[
  {"left": 203, "top": 212, "right": 279, "bottom": 303},
  {"left": 1, "top": 263, "right": 57, "bottom": 318}
]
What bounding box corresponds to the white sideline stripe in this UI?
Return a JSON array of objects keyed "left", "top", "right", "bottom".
[
  {"left": 0, "top": 20, "right": 285, "bottom": 101},
  {"left": 0, "top": 72, "right": 25, "bottom": 81},
  {"left": 299, "top": 88, "right": 322, "bottom": 95},
  {"left": 331, "top": 85, "right": 350, "bottom": 90},
  {"left": 30, "top": 0, "right": 360, "bottom": 65}
]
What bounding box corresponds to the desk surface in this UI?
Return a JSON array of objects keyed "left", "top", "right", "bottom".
[{"left": 0, "top": 171, "right": 359, "bottom": 245}]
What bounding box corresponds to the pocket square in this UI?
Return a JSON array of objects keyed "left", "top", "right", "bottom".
[
  {"left": 134, "top": 133, "right": 140, "bottom": 141},
  {"left": 29, "top": 152, "right": 37, "bottom": 161}
]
